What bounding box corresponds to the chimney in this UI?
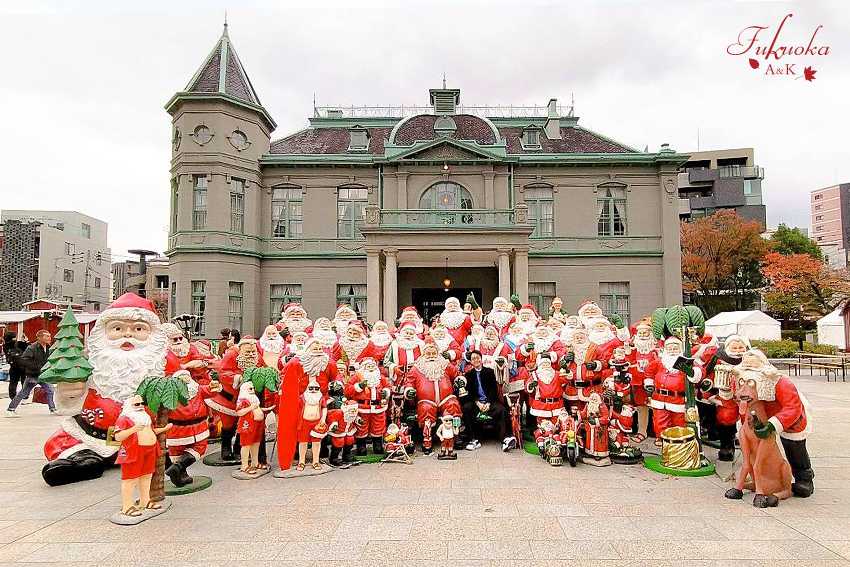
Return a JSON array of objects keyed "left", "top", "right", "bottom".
[{"left": 545, "top": 98, "right": 561, "bottom": 140}]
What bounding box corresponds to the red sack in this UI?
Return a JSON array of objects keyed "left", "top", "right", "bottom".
[{"left": 32, "top": 385, "right": 49, "bottom": 405}]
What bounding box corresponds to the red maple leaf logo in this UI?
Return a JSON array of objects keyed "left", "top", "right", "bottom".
[{"left": 803, "top": 66, "right": 817, "bottom": 81}]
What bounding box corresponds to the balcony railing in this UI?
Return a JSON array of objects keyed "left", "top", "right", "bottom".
[
  {"left": 375, "top": 209, "right": 516, "bottom": 229},
  {"left": 719, "top": 165, "right": 764, "bottom": 179}
]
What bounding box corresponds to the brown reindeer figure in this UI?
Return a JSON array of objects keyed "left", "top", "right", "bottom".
[{"left": 725, "top": 361, "right": 792, "bottom": 508}]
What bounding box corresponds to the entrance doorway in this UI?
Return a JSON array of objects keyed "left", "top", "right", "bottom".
[{"left": 412, "top": 287, "right": 481, "bottom": 326}]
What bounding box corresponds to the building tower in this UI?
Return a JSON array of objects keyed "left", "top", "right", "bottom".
[{"left": 165, "top": 24, "right": 276, "bottom": 336}]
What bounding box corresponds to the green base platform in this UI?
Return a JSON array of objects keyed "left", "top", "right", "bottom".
[
  {"left": 523, "top": 441, "right": 540, "bottom": 456},
  {"left": 353, "top": 451, "right": 388, "bottom": 464},
  {"left": 202, "top": 451, "right": 241, "bottom": 467},
  {"left": 165, "top": 475, "right": 212, "bottom": 496},
  {"left": 643, "top": 455, "right": 716, "bottom": 477}
]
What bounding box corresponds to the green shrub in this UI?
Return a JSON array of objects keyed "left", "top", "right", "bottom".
[
  {"left": 751, "top": 340, "right": 838, "bottom": 358},
  {"left": 781, "top": 330, "right": 810, "bottom": 342}
]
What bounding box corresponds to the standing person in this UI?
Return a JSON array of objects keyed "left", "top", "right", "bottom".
[
  {"left": 459, "top": 351, "right": 516, "bottom": 452},
  {"left": 7, "top": 330, "right": 55, "bottom": 416},
  {"left": 216, "top": 328, "right": 231, "bottom": 358},
  {"left": 3, "top": 330, "right": 28, "bottom": 400}
]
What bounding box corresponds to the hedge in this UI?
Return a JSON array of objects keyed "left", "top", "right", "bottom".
[{"left": 750, "top": 340, "right": 838, "bottom": 358}]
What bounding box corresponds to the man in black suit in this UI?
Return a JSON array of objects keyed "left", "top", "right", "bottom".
[{"left": 460, "top": 350, "right": 517, "bottom": 452}]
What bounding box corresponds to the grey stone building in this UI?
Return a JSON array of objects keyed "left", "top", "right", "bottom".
[{"left": 166, "top": 26, "right": 685, "bottom": 337}]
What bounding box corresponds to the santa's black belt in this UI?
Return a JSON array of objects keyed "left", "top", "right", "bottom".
[
  {"left": 367, "top": 400, "right": 384, "bottom": 406},
  {"left": 539, "top": 397, "right": 561, "bottom": 403},
  {"left": 74, "top": 415, "right": 109, "bottom": 441},
  {"left": 656, "top": 388, "right": 685, "bottom": 397},
  {"left": 574, "top": 379, "right": 602, "bottom": 387},
  {"left": 170, "top": 416, "right": 207, "bottom": 426},
  {"left": 516, "top": 362, "right": 526, "bottom": 367},
  {"left": 218, "top": 390, "right": 234, "bottom": 402}
]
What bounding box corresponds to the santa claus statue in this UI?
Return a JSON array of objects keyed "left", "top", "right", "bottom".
[
  {"left": 276, "top": 302, "right": 313, "bottom": 335},
  {"left": 549, "top": 297, "right": 568, "bottom": 318},
  {"left": 368, "top": 321, "right": 394, "bottom": 363},
  {"left": 327, "top": 399, "right": 360, "bottom": 467},
  {"left": 235, "top": 381, "right": 265, "bottom": 475},
  {"left": 312, "top": 317, "right": 342, "bottom": 362},
  {"left": 562, "top": 328, "right": 605, "bottom": 413},
  {"left": 397, "top": 305, "right": 426, "bottom": 337},
  {"left": 431, "top": 325, "right": 462, "bottom": 364},
  {"left": 439, "top": 296, "right": 480, "bottom": 344},
  {"left": 165, "top": 370, "right": 221, "bottom": 487},
  {"left": 344, "top": 357, "right": 391, "bottom": 456},
  {"left": 163, "top": 323, "right": 210, "bottom": 383},
  {"left": 332, "top": 304, "right": 359, "bottom": 333},
  {"left": 385, "top": 322, "right": 425, "bottom": 385},
  {"left": 485, "top": 296, "right": 515, "bottom": 338},
  {"left": 626, "top": 318, "right": 657, "bottom": 445},
  {"left": 579, "top": 392, "right": 611, "bottom": 466},
  {"left": 587, "top": 317, "right": 623, "bottom": 362},
  {"left": 296, "top": 381, "right": 329, "bottom": 471},
  {"left": 338, "top": 321, "right": 379, "bottom": 371},
  {"left": 259, "top": 325, "right": 286, "bottom": 370},
  {"left": 559, "top": 315, "right": 583, "bottom": 347},
  {"left": 644, "top": 336, "right": 702, "bottom": 446},
  {"left": 473, "top": 325, "right": 513, "bottom": 387},
  {"left": 284, "top": 330, "right": 310, "bottom": 362},
  {"left": 515, "top": 304, "right": 540, "bottom": 335},
  {"left": 42, "top": 293, "right": 168, "bottom": 487},
  {"left": 577, "top": 301, "right": 605, "bottom": 329},
  {"left": 403, "top": 342, "right": 462, "bottom": 454},
  {"left": 525, "top": 354, "right": 567, "bottom": 425}
]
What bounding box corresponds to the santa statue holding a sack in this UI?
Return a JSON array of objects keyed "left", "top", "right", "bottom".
[{"left": 42, "top": 293, "right": 168, "bottom": 486}]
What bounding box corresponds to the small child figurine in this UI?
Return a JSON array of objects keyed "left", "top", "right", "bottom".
[
  {"left": 297, "top": 381, "right": 329, "bottom": 471},
  {"left": 236, "top": 381, "right": 266, "bottom": 475},
  {"left": 113, "top": 395, "right": 172, "bottom": 518},
  {"left": 435, "top": 413, "right": 459, "bottom": 460}
]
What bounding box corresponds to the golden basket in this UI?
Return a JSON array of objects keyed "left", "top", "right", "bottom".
[{"left": 660, "top": 426, "right": 700, "bottom": 470}]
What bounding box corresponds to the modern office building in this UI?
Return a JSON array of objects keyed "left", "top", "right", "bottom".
[
  {"left": 677, "top": 148, "right": 766, "bottom": 226},
  {"left": 165, "top": 26, "right": 685, "bottom": 336},
  {"left": 0, "top": 210, "right": 111, "bottom": 311},
  {"left": 811, "top": 183, "right": 850, "bottom": 267},
  {"left": 112, "top": 255, "right": 170, "bottom": 319}
]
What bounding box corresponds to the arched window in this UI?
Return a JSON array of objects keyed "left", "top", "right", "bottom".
[{"left": 419, "top": 182, "right": 474, "bottom": 210}]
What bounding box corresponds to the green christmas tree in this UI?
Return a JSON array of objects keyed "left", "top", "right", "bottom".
[{"left": 40, "top": 309, "right": 93, "bottom": 383}]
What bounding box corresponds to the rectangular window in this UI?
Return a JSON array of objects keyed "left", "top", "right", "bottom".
[
  {"left": 600, "top": 282, "right": 630, "bottom": 327},
  {"left": 816, "top": 215, "right": 824, "bottom": 221},
  {"left": 230, "top": 178, "right": 245, "bottom": 233},
  {"left": 171, "top": 179, "right": 179, "bottom": 232},
  {"left": 95, "top": 253, "right": 102, "bottom": 266},
  {"left": 337, "top": 186, "right": 368, "bottom": 239},
  {"left": 349, "top": 129, "right": 368, "bottom": 151},
  {"left": 81, "top": 223, "right": 91, "bottom": 239},
  {"left": 525, "top": 185, "right": 554, "bottom": 237},
  {"left": 522, "top": 129, "right": 541, "bottom": 148},
  {"left": 270, "top": 284, "right": 302, "bottom": 324},
  {"left": 597, "top": 186, "right": 627, "bottom": 236},
  {"left": 156, "top": 275, "right": 169, "bottom": 289},
  {"left": 64, "top": 242, "right": 75, "bottom": 255},
  {"left": 193, "top": 175, "right": 208, "bottom": 230},
  {"left": 817, "top": 226, "right": 823, "bottom": 231},
  {"left": 191, "top": 280, "right": 206, "bottom": 335},
  {"left": 337, "top": 284, "right": 367, "bottom": 319},
  {"left": 228, "top": 281, "right": 243, "bottom": 331},
  {"left": 271, "top": 186, "right": 303, "bottom": 238},
  {"left": 170, "top": 281, "right": 177, "bottom": 318},
  {"left": 529, "top": 282, "right": 556, "bottom": 316},
  {"left": 63, "top": 269, "right": 74, "bottom": 283},
  {"left": 94, "top": 277, "right": 101, "bottom": 288},
  {"left": 743, "top": 180, "right": 753, "bottom": 196},
  {"left": 814, "top": 194, "right": 822, "bottom": 200}
]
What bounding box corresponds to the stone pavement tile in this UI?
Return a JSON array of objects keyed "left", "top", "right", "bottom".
[
  {"left": 254, "top": 518, "right": 342, "bottom": 542},
  {"left": 777, "top": 540, "right": 847, "bottom": 561},
  {"left": 399, "top": 560, "right": 490, "bottom": 567},
  {"left": 447, "top": 540, "right": 532, "bottom": 560},
  {"left": 0, "top": 521, "right": 16, "bottom": 532},
  {"left": 703, "top": 516, "right": 808, "bottom": 540},
  {"left": 666, "top": 562, "right": 760, "bottom": 567},
  {"left": 290, "top": 488, "right": 363, "bottom": 505},
  {"left": 633, "top": 516, "right": 726, "bottom": 540},
  {"left": 418, "top": 487, "right": 481, "bottom": 504},
  {"left": 410, "top": 517, "right": 487, "bottom": 539},
  {"left": 778, "top": 517, "right": 850, "bottom": 541},
  {"left": 516, "top": 502, "right": 588, "bottom": 516},
  {"left": 582, "top": 561, "right": 674, "bottom": 567},
  {"left": 109, "top": 541, "right": 287, "bottom": 562},
  {"left": 355, "top": 489, "right": 420, "bottom": 506},
  {"left": 18, "top": 542, "right": 118, "bottom": 562},
  {"left": 279, "top": 540, "right": 366, "bottom": 560},
  {"left": 0, "top": 542, "right": 46, "bottom": 562},
  {"left": 363, "top": 539, "right": 448, "bottom": 560},
  {"left": 484, "top": 516, "right": 567, "bottom": 540},
  {"left": 532, "top": 539, "right": 620, "bottom": 560},
  {"left": 759, "top": 562, "right": 850, "bottom": 567},
  {"left": 17, "top": 517, "right": 126, "bottom": 543},
  {"left": 0, "top": 505, "right": 83, "bottom": 521},
  {"left": 450, "top": 503, "right": 519, "bottom": 518},
  {"left": 393, "top": 477, "right": 453, "bottom": 489},
  {"left": 557, "top": 516, "right": 638, "bottom": 539},
  {"left": 479, "top": 487, "right": 539, "bottom": 505},
  {"left": 0, "top": 520, "right": 54, "bottom": 544},
  {"left": 331, "top": 517, "right": 413, "bottom": 541},
  {"left": 130, "top": 517, "right": 265, "bottom": 542},
  {"left": 308, "top": 504, "right": 384, "bottom": 518},
  {"left": 499, "top": 561, "right": 583, "bottom": 567},
  {"left": 381, "top": 503, "right": 449, "bottom": 518},
  {"left": 452, "top": 478, "right": 538, "bottom": 489},
  {"left": 691, "top": 540, "right": 796, "bottom": 560}
]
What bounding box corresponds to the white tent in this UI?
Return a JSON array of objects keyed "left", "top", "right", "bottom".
[
  {"left": 704, "top": 310, "right": 782, "bottom": 341},
  {"left": 817, "top": 309, "right": 845, "bottom": 350}
]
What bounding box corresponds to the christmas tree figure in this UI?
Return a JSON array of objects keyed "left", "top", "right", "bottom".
[{"left": 40, "top": 309, "right": 93, "bottom": 383}]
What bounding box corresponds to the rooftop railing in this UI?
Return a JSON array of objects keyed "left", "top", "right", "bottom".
[{"left": 313, "top": 104, "right": 574, "bottom": 119}]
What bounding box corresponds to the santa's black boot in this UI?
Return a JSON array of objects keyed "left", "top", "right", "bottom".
[
  {"left": 356, "top": 438, "right": 368, "bottom": 456},
  {"left": 220, "top": 429, "right": 235, "bottom": 461},
  {"left": 166, "top": 453, "right": 195, "bottom": 487},
  {"left": 372, "top": 436, "right": 384, "bottom": 455},
  {"left": 329, "top": 446, "right": 344, "bottom": 467},
  {"left": 178, "top": 453, "right": 195, "bottom": 485},
  {"left": 42, "top": 449, "right": 107, "bottom": 487},
  {"left": 342, "top": 444, "right": 358, "bottom": 464},
  {"left": 782, "top": 438, "right": 815, "bottom": 497},
  {"left": 257, "top": 437, "right": 268, "bottom": 467},
  {"left": 717, "top": 424, "right": 736, "bottom": 462}
]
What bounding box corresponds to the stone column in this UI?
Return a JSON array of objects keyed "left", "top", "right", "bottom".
[
  {"left": 514, "top": 249, "right": 529, "bottom": 304},
  {"left": 397, "top": 173, "right": 409, "bottom": 210},
  {"left": 659, "top": 165, "right": 684, "bottom": 305},
  {"left": 497, "top": 248, "right": 511, "bottom": 299},
  {"left": 483, "top": 171, "right": 495, "bottom": 209},
  {"left": 366, "top": 250, "right": 381, "bottom": 324},
  {"left": 383, "top": 248, "right": 398, "bottom": 322}
]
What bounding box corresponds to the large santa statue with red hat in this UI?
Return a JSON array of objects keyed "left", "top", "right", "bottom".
[
  {"left": 439, "top": 296, "right": 481, "bottom": 344},
  {"left": 403, "top": 342, "right": 462, "bottom": 454},
  {"left": 337, "top": 321, "right": 380, "bottom": 371},
  {"left": 397, "top": 306, "right": 426, "bottom": 337},
  {"left": 276, "top": 302, "right": 313, "bottom": 335},
  {"left": 385, "top": 322, "right": 425, "bottom": 386},
  {"left": 42, "top": 293, "right": 169, "bottom": 486},
  {"left": 162, "top": 323, "right": 211, "bottom": 384},
  {"left": 515, "top": 304, "right": 540, "bottom": 335},
  {"left": 332, "top": 304, "right": 359, "bottom": 334},
  {"left": 485, "top": 296, "right": 515, "bottom": 338}
]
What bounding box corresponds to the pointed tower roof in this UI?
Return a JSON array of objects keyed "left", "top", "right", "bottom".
[{"left": 166, "top": 24, "right": 275, "bottom": 129}]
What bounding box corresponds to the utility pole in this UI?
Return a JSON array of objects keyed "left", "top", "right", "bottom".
[{"left": 83, "top": 250, "right": 91, "bottom": 306}]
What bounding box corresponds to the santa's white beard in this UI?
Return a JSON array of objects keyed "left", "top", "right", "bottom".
[
  {"left": 313, "top": 329, "right": 338, "bottom": 348},
  {"left": 362, "top": 368, "right": 382, "bottom": 388},
  {"left": 260, "top": 335, "right": 285, "bottom": 354},
  {"left": 505, "top": 332, "right": 526, "bottom": 346},
  {"left": 343, "top": 410, "right": 357, "bottom": 424},
  {"left": 395, "top": 336, "right": 420, "bottom": 351},
  {"left": 661, "top": 353, "right": 680, "bottom": 372},
  {"left": 285, "top": 317, "right": 312, "bottom": 334},
  {"left": 533, "top": 335, "right": 556, "bottom": 352},
  {"left": 370, "top": 332, "right": 392, "bottom": 347},
  {"left": 332, "top": 318, "right": 352, "bottom": 333},
  {"left": 517, "top": 319, "right": 537, "bottom": 334},
  {"left": 300, "top": 350, "right": 330, "bottom": 379},
  {"left": 433, "top": 335, "right": 453, "bottom": 352},
  {"left": 633, "top": 337, "right": 655, "bottom": 354},
  {"left": 170, "top": 341, "right": 190, "bottom": 358},
  {"left": 88, "top": 326, "right": 167, "bottom": 403},
  {"left": 573, "top": 342, "right": 589, "bottom": 364},
  {"left": 536, "top": 366, "right": 555, "bottom": 385},
  {"left": 237, "top": 352, "right": 259, "bottom": 372},
  {"left": 440, "top": 310, "right": 466, "bottom": 329},
  {"left": 120, "top": 407, "right": 152, "bottom": 427},
  {"left": 303, "top": 390, "right": 322, "bottom": 406},
  {"left": 186, "top": 379, "right": 200, "bottom": 399},
  {"left": 579, "top": 314, "right": 600, "bottom": 328},
  {"left": 588, "top": 328, "right": 615, "bottom": 346},
  {"left": 239, "top": 392, "right": 260, "bottom": 405},
  {"left": 339, "top": 335, "right": 369, "bottom": 360},
  {"left": 560, "top": 328, "right": 576, "bottom": 345},
  {"left": 587, "top": 398, "right": 601, "bottom": 415},
  {"left": 487, "top": 310, "right": 513, "bottom": 329},
  {"left": 478, "top": 336, "right": 500, "bottom": 351},
  {"left": 415, "top": 357, "right": 448, "bottom": 382}
]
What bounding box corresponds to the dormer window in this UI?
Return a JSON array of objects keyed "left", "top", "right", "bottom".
[
  {"left": 521, "top": 127, "right": 542, "bottom": 149},
  {"left": 348, "top": 126, "right": 369, "bottom": 152}
]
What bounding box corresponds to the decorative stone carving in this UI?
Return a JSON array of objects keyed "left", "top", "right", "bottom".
[
  {"left": 412, "top": 144, "right": 480, "bottom": 160},
  {"left": 514, "top": 203, "right": 529, "bottom": 225},
  {"left": 229, "top": 238, "right": 244, "bottom": 247},
  {"left": 365, "top": 205, "right": 380, "bottom": 226},
  {"left": 599, "top": 240, "right": 626, "bottom": 249},
  {"left": 192, "top": 236, "right": 206, "bottom": 244}
]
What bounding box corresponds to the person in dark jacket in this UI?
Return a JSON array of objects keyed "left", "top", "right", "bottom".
[
  {"left": 3, "top": 330, "right": 29, "bottom": 399},
  {"left": 7, "top": 330, "right": 55, "bottom": 416},
  {"left": 459, "top": 350, "right": 517, "bottom": 452}
]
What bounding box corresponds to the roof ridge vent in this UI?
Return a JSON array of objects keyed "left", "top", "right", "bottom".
[{"left": 429, "top": 85, "right": 460, "bottom": 116}]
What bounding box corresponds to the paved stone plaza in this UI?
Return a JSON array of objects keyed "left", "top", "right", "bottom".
[{"left": 0, "top": 372, "right": 848, "bottom": 566}]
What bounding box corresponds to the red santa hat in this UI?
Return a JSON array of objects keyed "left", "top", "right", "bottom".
[
  {"left": 577, "top": 301, "right": 600, "bottom": 318},
  {"left": 398, "top": 321, "right": 417, "bottom": 333},
  {"left": 663, "top": 336, "right": 683, "bottom": 349},
  {"left": 519, "top": 304, "right": 539, "bottom": 318},
  {"left": 400, "top": 306, "right": 421, "bottom": 320},
  {"left": 347, "top": 321, "right": 367, "bottom": 335},
  {"left": 335, "top": 304, "right": 357, "bottom": 318},
  {"left": 99, "top": 292, "right": 161, "bottom": 328},
  {"left": 282, "top": 302, "right": 305, "bottom": 317}
]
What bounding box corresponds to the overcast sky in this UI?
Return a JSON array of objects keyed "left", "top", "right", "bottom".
[{"left": 0, "top": 0, "right": 846, "bottom": 260}]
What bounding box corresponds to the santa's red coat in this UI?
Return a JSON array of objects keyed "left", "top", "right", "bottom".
[
  {"left": 44, "top": 389, "right": 124, "bottom": 462},
  {"left": 763, "top": 376, "right": 811, "bottom": 441},
  {"left": 579, "top": 403, "right": 610, "bottom": 457},
  {"left": 644, "top": 358, "right": 702, "bottom": 414},
  {"left": 525, "top": 369, "right": 568, "bottom": 418},
  {"left": 441, "top": 313, "right": 474, "bottom": 344},
  {"left": 344, "top": 371, "right": 391, "bottom": 415},
  {"left": 403, "top": 363, "right": 461, "bottom": 412},
  {"left": 165, "top": 344, "right": 212, "bottom": 383},
  {"left": 167, "top": 385, "right": 216, "bottom": 447}
]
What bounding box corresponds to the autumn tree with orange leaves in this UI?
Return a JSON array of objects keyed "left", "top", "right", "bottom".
[
  {"left": 680, "top": 210, "right": 771, "bottom": 317},
  {"left": 761, "top": 252, "right": 850, "bottom": 324}
]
